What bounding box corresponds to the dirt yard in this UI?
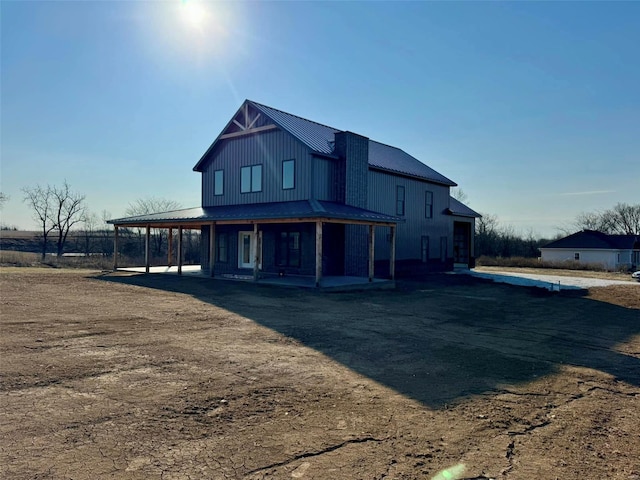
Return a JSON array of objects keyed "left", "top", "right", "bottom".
[{"left": 1, "top": 268, "right": 639, "bottom": 479}]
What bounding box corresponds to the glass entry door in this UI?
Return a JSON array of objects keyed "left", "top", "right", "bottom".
[{"left": 238, "top": 232, "right": 254, "bottom": 269}]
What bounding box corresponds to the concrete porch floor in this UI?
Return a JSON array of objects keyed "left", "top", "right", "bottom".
[{"left": 117, "top": 266, "right": 395, "bottom": 291}]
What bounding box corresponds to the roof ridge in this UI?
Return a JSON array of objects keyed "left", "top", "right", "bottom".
[{"left": 247, "top": 100, "right": 340, "bottom": 133}]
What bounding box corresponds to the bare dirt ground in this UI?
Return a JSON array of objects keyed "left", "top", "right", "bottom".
[{"left": 1, "top": 268, "right": 639, "bottom": 480}]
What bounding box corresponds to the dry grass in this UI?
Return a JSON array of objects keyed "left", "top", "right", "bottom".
[
  {"left": 476, "top": 255, "right": 633, "bottom": 273},
  {"left": 0, "top": 250, "right": 112, "bottom": 270}
]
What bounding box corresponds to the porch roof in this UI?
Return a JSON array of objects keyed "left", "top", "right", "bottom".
[{"left": 107, "top": 200, "right": 402, "bottom": 227}]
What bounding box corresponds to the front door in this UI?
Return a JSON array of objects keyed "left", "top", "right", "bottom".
[
  {"left": 453, "top": 222, "right": 471, "bottom": 265},
  {"left": 238, "top": 231, "right": 262, "bottom": 269},
  {"left": 238, "top": 232, "right": 254, "bottom": 268}
]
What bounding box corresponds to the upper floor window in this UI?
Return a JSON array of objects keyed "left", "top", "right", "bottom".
[
  {"left": 425, "top": 191, "right": 433, "bottom": 218},
  {"left": 282, "top": 159, "right": 295, "bottom": 190},
  {"left": 241, "top": 164, "right": 262, "bottom": 193},
  {"left": 214, "top": 170, "right": 224, "bottom": 196},
  {"left": 396, "top": 186, "right": 405, "bottom": 216}
]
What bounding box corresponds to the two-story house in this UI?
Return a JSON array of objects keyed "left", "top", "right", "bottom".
[{"left": 109, "top": 100, "right": 480, "bottom": 286}]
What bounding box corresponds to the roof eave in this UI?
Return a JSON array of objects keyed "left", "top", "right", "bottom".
[{"left": 369, "top": 166, "right": 457, "bottom": 187}]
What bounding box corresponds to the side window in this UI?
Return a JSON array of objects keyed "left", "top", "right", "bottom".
[
  {"left": 425, "top": 191, "right": 433, "bottom": 218},
  {"left": 396, "top": 186, "right": 405, "bottom": 216},
  {"left": 277, "top": 232, "right": 301, "bottom": 267},
  {"left": 421, "top": 236, "right": 429, "bottom": 263},
  {"left": 282, "top": 159, "right": 295, "bottom": 190},
  {"left": 214, "top": 170, "right": 224, "bottom": 196},
  {"left": 574, "top": 253, "right": 580, "bottom": 260},
  {"left": 241, "top": 165, "right": 262, "bottom": 193},
  {"left": 217, "top": 233, "right": 228, "bottom": 262}
]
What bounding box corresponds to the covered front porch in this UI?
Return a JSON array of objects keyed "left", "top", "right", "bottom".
[
  {"left": 108, "top": 201, "right": 401, "bottom": 288},
  {"left": 115, "top": 265, "right": 395, "bottom": 290}
]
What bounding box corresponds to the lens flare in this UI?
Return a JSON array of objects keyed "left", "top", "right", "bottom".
[
  {"left": 180, "top": 0, "right": 208, "bottom": 29},
  {"left": 431, "top": 463, "right": 466, "bottom": 480}
]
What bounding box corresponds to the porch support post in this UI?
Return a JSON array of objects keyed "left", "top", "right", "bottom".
[
  {"left": 177, "top": 226, "right": 183, "bottom": 275},
  {"left": 252, "top": 223, "right": 259, "bottom": 282},
  {"left": 167, "top": 228, "right": 173, "bottom": 267},
  {"left": 209, "top": 222, "right": 216, "bottom": 277},
  {"left": 315, "top": 221, "right": 323, "bottom": 287},
  {"left": 113, "top": 225, "right": 119, "bottom": 271},
  {"left": 145, "top": 225, "right": 150, "bottom": 273},
  {"left": 389, "top": 225, "right": 396, "bottom": 280},
  {"left": 368, "top": 224, "right": 375, "bottom": 282}
]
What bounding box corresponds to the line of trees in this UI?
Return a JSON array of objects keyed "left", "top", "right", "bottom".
[
  {"left": 475, "top": 202, "right": 640, "bottom": 258},
  {"left": 19, "top": 181, "right": 199, "bottom": 264},
  {"left": 14, "top": 182, "right": 639, "bottom": 262},
  {"left": 569, "top": 203, "right": 640, "bottom": 236},
  {"left": 475, "top": 214, "right": 554, "bottom": 258}
]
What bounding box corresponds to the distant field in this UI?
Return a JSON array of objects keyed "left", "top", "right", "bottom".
[
  {"left": 0, "top": 250, "right": 113, "bottom": 269},
  {"left": 0, "top": 230, "right": 40, "bottom": 238}
]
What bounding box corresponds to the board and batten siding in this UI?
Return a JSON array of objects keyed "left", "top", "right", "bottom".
[
  {"left": 368, "top": 169, "right": 451, "bottom": 261},
  {"left": 313, "top": 156, "right": 343, "bottom": 203},
  {"left": 201, "top": 129, "right": 315, "bottom": 207}
]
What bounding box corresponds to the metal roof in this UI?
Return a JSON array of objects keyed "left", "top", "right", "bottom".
[
  {"left": 447, "top": 197, "right": 482, "bottom": 218},
  {"left": 542, "top": 230, "right": 640, "bottom": 250},
  {"left": 368, "top": 140, "right": 456, "bottom": 186},
  {"left": 249, "top": 101, "right": 339, "bottom": 155},
  {"left": 108, "top": 200, "right": 402, "bottom": 226},
  {"left": 195, "top": 100, "right": 456, "bottom": 186}
]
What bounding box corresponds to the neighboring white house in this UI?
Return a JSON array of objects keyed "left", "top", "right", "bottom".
[{"left": 540, "top": 230, "right": 640, "bottom": 271}]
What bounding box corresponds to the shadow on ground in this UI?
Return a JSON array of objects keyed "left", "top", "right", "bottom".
[{"left": 96, "top": 272, "right": 640, "bottom": 409}]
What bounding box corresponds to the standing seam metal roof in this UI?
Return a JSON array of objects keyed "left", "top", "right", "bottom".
[
  {"left": 447, "top": 197, "right": 482, "bottom": 218},
  {"left": 243, "top": 100, "right": 456, "bottom": 186},
  {"left": 108, "top": 200, "right": 402, "bottom": 225}
]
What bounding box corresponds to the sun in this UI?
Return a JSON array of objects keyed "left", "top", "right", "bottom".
[{"left": 180, "top": 0, "right": 208, "bottom": 30}]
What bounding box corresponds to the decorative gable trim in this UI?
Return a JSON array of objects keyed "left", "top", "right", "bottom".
[{"left": 193, "top": 101, "right": 280, "bottom": 172}]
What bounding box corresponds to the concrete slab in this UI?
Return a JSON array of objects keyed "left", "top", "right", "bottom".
[
  {"left": 462, "top": 269, "right": 640, "bottom": 291},
  {"left": 116, "top": 266, "right": 394, "bottom": 291}
]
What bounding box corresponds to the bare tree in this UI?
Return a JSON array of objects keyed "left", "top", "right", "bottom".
[
  {"left": 80, "top": 211, "right": 99, "bottom": 256},
  {"left": 23, "top": 181, "right": 86, "bottom": 259},
  {"left": 571, "top": 203, "right": 640, "bottom": 235},
  {"left": 475, "top": 213, "right": 500, "bottom": 257},
  {"left": 572, "top": 210, "right": 611, "bottom": 234},
  {"left": 23, "top": 185, "right": 56, "bottom": 260},
  {"left": 607, "top": 203, "right": 640, "bottom": 235},
  {"left": 52, "top": 182, "right": 86, "bottom": 256},
  {"left": 451, "top": 187, "right": 469, "bottom": 204},
  {"left": 0, "top": 192, "right": 8, "bottom": 209},
  {"left": 125, "top": 197, "right": 182, "bottom": 257}
]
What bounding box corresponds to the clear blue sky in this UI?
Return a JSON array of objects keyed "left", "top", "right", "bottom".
[{"left": 2, "top": 1, "right": 639, "bottom": 237}]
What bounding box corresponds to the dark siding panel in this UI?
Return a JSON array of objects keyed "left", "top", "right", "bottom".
[
  {"left": 314, "top": 157, "right": 342, "bottom": 202},
  {"left": 368, "top": 170, "right": 451, "bottom": 262},
  {"left": 200, "top": 129, "right": 313, "bottom": 206}
]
